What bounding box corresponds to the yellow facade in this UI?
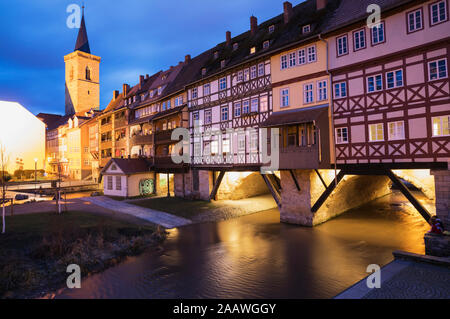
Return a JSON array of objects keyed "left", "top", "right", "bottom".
[
  {"left": 64, "top": 51, "right": 101, "bottom": 115},
  {"left": 271, "top": 40, "right": 330, "bottom": 112}
]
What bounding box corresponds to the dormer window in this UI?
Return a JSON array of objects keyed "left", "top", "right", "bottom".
[
  {"left": 302, "top": 25, "right": 311, "bottom": 33},
  {"left": 221, "top": 60, "right": 226, "bottom": 68},
  {"left": 263, "top": 41, "right": 270, "bottom": 49},
  {"left": 162, "top": 74, "right": 167, "bottom": 80},
  {"left": 250, "top": 47, "right": 256, "bottom": 54},
  {"left": 269, "top": 25, "right": 275, "bottom": 33},
  {"left": 133, "top": 96, "right": 136, "bottom": 103},
  {"left": 158, "top": 86, "right": 162, "bottom": 95},
  {"left": 233, "top": 43, "right": 239, "bottom": 51},
  {"left": 150, "top": 90, "right": 154, "bottom": 98},
  {"left": 202, "top": 68, "right": 207, "bottom": 76},
  {"left": 214, "top": 51, "right": 219, "bottom": 59}
]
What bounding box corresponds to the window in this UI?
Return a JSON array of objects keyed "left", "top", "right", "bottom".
[
  {"left": 260, "top": 95, "right": 268, "bottom": 112},
  {"left": 150, "top": 91, "right": 154, "bottom": 98},
  {"left": 287, "top": 126, "right": 297, "bottom": 146},
  {"left": 116, "top": 176, "right": 122, "bottom": 191},
  {"left": 407, "top": 8, "right": 423, "bottom": 32},
  {"left": 353, "top": 29, "right": 366, "bottom": 51},
  {"left": 337, "top": 35, "right": 348, "bottom": 56},
  {"left": 388, "top": 121, "right": 405, "bottom": 140},
  {"left": 244, "top": 69, "right": 250, "bottom": 81},
  {"left": 223, "top": 139, "right": 230, "bottom": 154},
  {"left": 107, "top": 176, "right": 113, "bottom": 190},
  {"left": 386, "top": 69, "right": 403, "bottom": 89},
  {"left": 281, "top": 55, "right": 288, "bottom": 70},
  {"left": 432, "top": 116, "right": 450, "bottom": 136},
  {"left": 298, "top": 49, "right": 306, "bottom": 65},
  {"left": 175, "top": 95, "right": 184, "bottom": 106},
  {"left": 250, "top": 134, "right": 258, "bottom": 152},
  {"left": 193, "top": 112, "right": 199, "bottom": 121},
  {"left": 233, "top": 43, "right": 239, "bottom": 51},
  {"left": 221, "top": 60, "right": 226, "bottom": 68},
  {"left": 428, "top": 59, "right": 448, "bottom": 80},
  {"left": 317, "top": 80, "right": 327, "bottom": 101},
  {"left": 304, "top": 83, "right": 314, "bottom": 104},
  {"left": 367, "top": 74, "right": 383, "bottom": 92},
  {"left": 237, "top": 71, "right": 244, "bottom": 82},
  {"left": 221, "top": 107, "right": 228, "bottom": 121},
  {"left": 203, "top": 84, "right": 210, "bottom": 96},
  {"left": 85, "top": 67, "right": 91, "bottom": 80},
  {"left": 335, "top": 127, "right": 348, "bottom": 144},
  {"left": 211, "top": 141, "right": 218, "bottom": 155},
  {"left": 158, "top": 86, "right": 162, "bottom": 95},
  {"left": 369, "top": 123, "right": 384, "bottom": 141},
  {"left": 194, "top": 142, "right": 201, "bottom": 157},
  {"left": 219, "top": 77, "right": 227, "bottom": 90},
  {"left": 238, "top": 135, "right": 246, "bottom": 151},
  {"left": 214, "top": 51, "right": 219, "bottom": 59},
  {"left": 234, "top": 102, "right": 241, "bottom": 117},
  {"left": 205, "top": 109, "right": 212, "bottom": 124},
  {"left": 191, "top": 87, "right": 198, "bottom": 99},
  {"left": 302, "top": 25, "right": 311, "bottom": 33},
  {"left": 258, "top": 63, "right": 265, "bottom": 76},
  {"left": 430, "top": 0, "right": 448, "bottom": 25},
  {"left": 202, "top": 68, "right": 207, "bottom": 76},
  {"left": 251, "top": 98, "right": 258, "bottom": 112},
  {"left": 307, "top": 45, "right": 316, "bottom": 62},
  {"left": 263, "top": 41, "right": 270, "bottom": 49},
  {"left": 250, "top": 65, "right": 257, "bottom": 79},
  {"left": 250, "top": 47, "right": 256, "bottom": 54},
  {"left": 269, "top": 25, "right": 275, "bottom": 33},
  {"left": 371, "top": 22, "right": 385, "bottom": 45},
  {"left": 243, "top": 100, "right": 250, "bottom": 114},
  {"left": 281, "top": 88, "right": 289, "bottom": 108},
  {"left": 334, "top": 82, "right": 347, "bottom": 98},
  {"left": 289, "top": 51, "right": 297, "bottom": 67}
]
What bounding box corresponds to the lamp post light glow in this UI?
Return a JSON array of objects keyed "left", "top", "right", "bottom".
[{"left": 34, "top": 158, "right": 38, "bottom": 198}]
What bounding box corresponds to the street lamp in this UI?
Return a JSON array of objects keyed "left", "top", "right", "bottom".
[{"left": 34, "top": 158, "right": 38, "bottom": 199}]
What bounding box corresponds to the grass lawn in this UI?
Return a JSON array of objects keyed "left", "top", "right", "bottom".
[
  {"left": 0, "top": 211, "right": 164, "bottom": 298},
  {"left": 132, "top": 197, "right": 224, "bottom": 219}
]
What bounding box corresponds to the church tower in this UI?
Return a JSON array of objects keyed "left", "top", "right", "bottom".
[{"left": 64, "top": 7, "right": 101, "bottom": 115}]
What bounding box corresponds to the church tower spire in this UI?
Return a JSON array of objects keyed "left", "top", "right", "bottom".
[{"left": 74, "top": 5, "right": 91, "bottom": 53}]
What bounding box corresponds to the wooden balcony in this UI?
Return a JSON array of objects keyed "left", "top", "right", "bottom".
[
  {"left": 115, "top": 138, "right": 127, "bottom": 149},
  {"left": 130, "top": 133, "right": 153, "bottom": 146},
  {"left": 114, "top": 117, "right": 127, "bottom": 128},
  {"left": 155, "top": 129, "right": 176, "bottom": 145},
  {"left": 279, "top": 144, "right": 321, "bottom": 169}
]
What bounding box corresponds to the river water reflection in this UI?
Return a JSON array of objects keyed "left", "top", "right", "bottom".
[{"left": 53, "top": 191, "right": 431, "bottom": 299}]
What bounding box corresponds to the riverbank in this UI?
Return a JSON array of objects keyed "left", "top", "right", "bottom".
[
  {"left": 0, "top": 211, "right": 166, "bottom": 299},
  {"left": 129, "top": 194, "right": 277, "bottom": 223}
]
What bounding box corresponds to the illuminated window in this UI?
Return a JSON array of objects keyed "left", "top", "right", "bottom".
[
  {"left": 432, "top": 116, "right": 450, "bottom": 136},
  {"left": 211, "top": 141, "right": 218, "bottom": 154},
  {"left": 260, "top": 95, "right": 268, "bottom": 112},
  {"left": 388, "top": 121, "right": 405, "bottom": 140},
  {"left": 369, "top": 123, "right": 384, "bottom": 141},
  {"left": 250, "top": 47, "right": 256, "bottom": 54},
  {"left": 223, "top": 139, "right": 230, "bottom": 153}
]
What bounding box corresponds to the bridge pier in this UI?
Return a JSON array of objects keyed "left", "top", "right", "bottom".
[{"left": 279, "top": 169, "right": 392, "bottom": 226}]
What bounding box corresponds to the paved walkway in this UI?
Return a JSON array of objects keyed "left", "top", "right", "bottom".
[
  {"left": 82, "top": 196, "right": 192, "bottom": 229},
  {"left": 335, "top": 254, "right": 450, "bottom": 299}
]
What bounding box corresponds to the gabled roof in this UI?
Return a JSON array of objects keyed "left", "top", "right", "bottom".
[
  {"left": 36, "top": 113, "right": 63, "bottom": 128},
  {"left": 74, "top": 9, "right": 91, "bottom": 54},
  {"left": 100, "top": 158, "right": 152, "bottom": 176}
]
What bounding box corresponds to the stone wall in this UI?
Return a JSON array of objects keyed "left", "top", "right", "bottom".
[
  {"left": 431, "top": 169, "right": 450, "bottom": 230},
  {"left": 424, "top": 233, "right": 450, "bottom": 257},
  {"left": 156, "top": 173, "right": 174, "bottom": 196},
  {"left": 280, "top": 169, "right": 392, "bottom": 226},
  {"left": 216, "top": 172, "right": 269, "bottom": 200},
  {"left": 393, "top": 169, "right": 435, "bottom": 200}
]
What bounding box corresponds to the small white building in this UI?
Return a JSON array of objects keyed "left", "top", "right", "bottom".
[{"left": 100, "top": 158, "right": 154, "bottom": 197}]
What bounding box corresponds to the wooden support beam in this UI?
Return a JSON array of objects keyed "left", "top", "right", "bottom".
[
  {"left": 270, "top": 173, "right": 282, "bottom": 191},
  {"left": 314, "top": 169, "right": 327, "bottom": 189},
  {"left": 386, "top": 170, "right": 432, "bottom": 224},
  {"left": 209, "top": 171, "right": 225, "bottom": 201},
  {"left": 261, "top": 173, "right": 282, "bottom": 208},
  {"left": 289, "top": 170, "right": 301, "bottom": 191},
  {"left": 311, "top": 170, "right": 345, "bottom": 212}
]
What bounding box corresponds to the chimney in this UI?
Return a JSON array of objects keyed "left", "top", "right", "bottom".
[
  {"left": 316, "top": 0, "right": 327, "bottom": 10},
  {"left": 226, "top": 31, "right": 231, "bottom": 46},
  {"left": 113, "top": 90, "right": 119, "bottom": 100},
  {"left": 283, "top": 2, "right": 293, "bottom": 24},
  {"left": 139, "top": 75, "right": 144, "bottom": 89},
  {"left": 185, "top": 54, "right": 191, "bottom": 63},
  {"left": 250, "top": 16, "right": 258, "bottom": 35},
  {"left": 123, "top": 83, "right": 129, "bottom": 96},
  {"left": 145, "top": 74, "right": 149, "bottom": 80}
]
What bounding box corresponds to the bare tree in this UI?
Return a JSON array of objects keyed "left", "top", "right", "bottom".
[{"left": 0, "top": 142, "right": 11, "bottom": 234}]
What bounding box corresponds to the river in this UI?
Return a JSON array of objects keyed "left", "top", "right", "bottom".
[{"left": 51, "top": 191, "right": 431, "bottom": 299}]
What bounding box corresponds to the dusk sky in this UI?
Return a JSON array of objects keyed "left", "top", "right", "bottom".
[{"left": 0, "top": 0, "right": 305, "bottom": 116}]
